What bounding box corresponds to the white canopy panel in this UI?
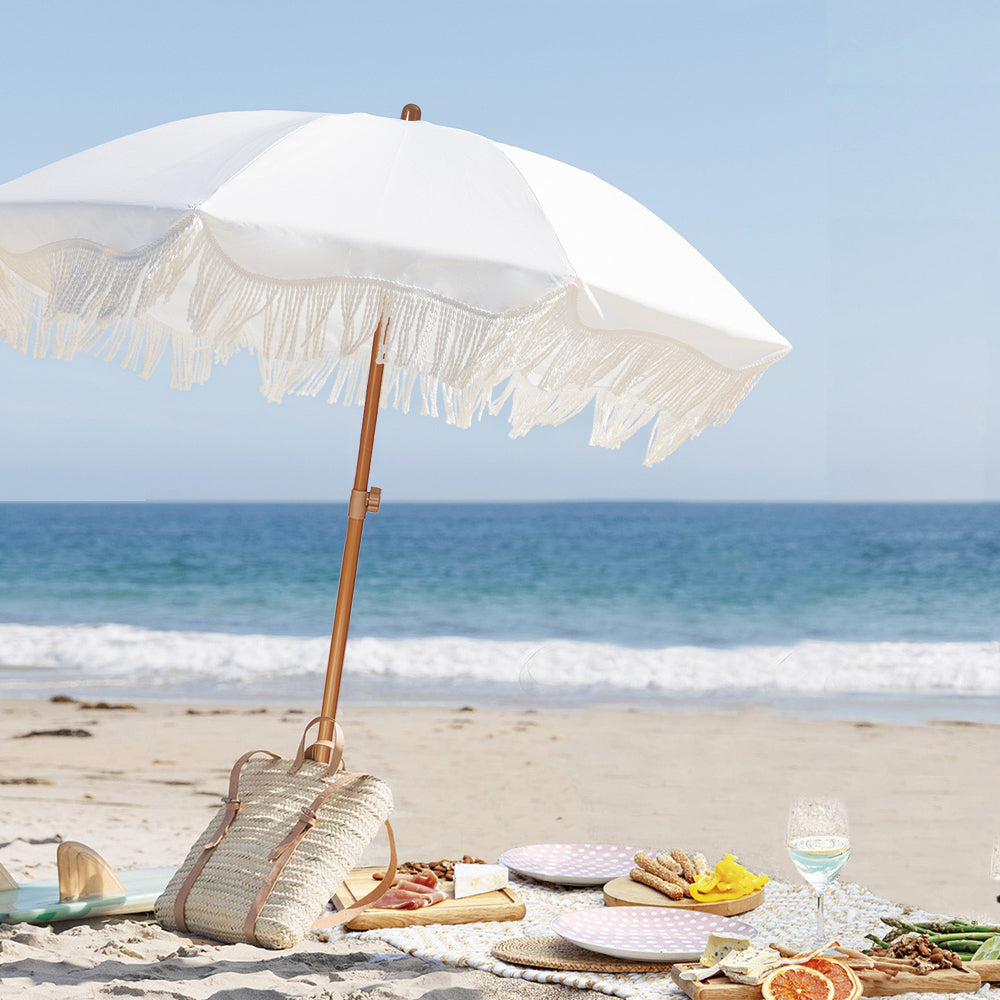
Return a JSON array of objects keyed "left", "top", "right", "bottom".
[{"left": 0, "top": 111, "right": 790, "bottom": 464}]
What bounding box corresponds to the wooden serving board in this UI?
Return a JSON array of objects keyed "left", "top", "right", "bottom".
[
  {"left": 603, "top": 877, "right": 764, "bottom": 916},
  {"left": 332, "top": 867, "right": 525, "bottom": 930},
  {"left": 670, "top": 964, "right": 984, "bottom": 999},
  {"left": 671, "top": 966, "right": 776, "bottom": 1000},
  {"left": 967, "top": 961, "right": 1000, "bottom": 982}
]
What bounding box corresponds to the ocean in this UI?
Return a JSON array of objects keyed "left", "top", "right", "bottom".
[{"left": 1, "top": 501, "right": 998, "bottom": 718}]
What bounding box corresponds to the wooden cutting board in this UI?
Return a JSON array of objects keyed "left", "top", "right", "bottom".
[
  {"left": 331, "top": 867, "right": 525, "bottom": 930},
  {"left": 670, "top": 963, "right": 990, "bottom": 999},
  {"left": 969, "top": 961, "right": 1000, "bottom": 982},
  {"left": 603, "top": 877, "right": 764, "bottom": 916}
]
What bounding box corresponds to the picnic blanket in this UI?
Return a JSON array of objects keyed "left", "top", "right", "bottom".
[{"left": 352, "top": 877, "right": 953, "bottom": 998}]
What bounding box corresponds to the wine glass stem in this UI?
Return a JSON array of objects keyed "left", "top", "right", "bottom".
[{"left": 816, "top": 888, "right": 826, "bottom": 941}]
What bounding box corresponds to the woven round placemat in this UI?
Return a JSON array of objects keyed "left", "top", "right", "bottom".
[{"left": 492, "top": 936, "right": 671, "bottom": 973}]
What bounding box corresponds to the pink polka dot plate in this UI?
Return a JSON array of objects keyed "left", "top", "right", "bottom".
[
  {"left": 551, "top": 906, "right": 757, "bottom": 962},
  {"left": 498, "top": 843, "right": 653, "bottom": 886}
]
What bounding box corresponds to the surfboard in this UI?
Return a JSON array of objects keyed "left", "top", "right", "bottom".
[
  {"left": 0, "top": 841, "right": 176, "bottom": 925},
  {"left": 0, "top": 867, "right": 176, "bottom": 924}
]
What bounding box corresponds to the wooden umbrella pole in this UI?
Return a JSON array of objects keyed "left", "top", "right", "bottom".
[
  {"left": 314, "top": 103, "right": 420, "bottom": 762},
  {"left": 314, "top": 315, "right": 387, "bottom": 761}
]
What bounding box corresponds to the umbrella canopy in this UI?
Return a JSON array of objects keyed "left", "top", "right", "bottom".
[
  {"left": 0, "top": 105, "right": 790, "bottom": 743},
  {"left": 0, "top": 108, "right": 789, "bottom": 466}
]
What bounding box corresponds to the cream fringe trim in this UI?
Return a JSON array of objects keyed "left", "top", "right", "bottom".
[{"left": 0, "top": 216, "right": 787, "bottom": 465}]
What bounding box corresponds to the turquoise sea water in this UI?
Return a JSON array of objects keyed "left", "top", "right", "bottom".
[
  {"left": 2, "top": 501, "right": 999, "bottom": 644},
  {"left": 0, "top": 501, "right": 998, "bottom": 707}
]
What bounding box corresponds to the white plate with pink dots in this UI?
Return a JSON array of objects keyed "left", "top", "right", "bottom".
[
  {"left": 498, "top": 843, "right": 653, "bottom": 886},
  {"left": 551, "top": 907, "right": 757, "bottom": 962}
]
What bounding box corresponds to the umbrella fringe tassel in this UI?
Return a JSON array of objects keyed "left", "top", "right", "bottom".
[{"left": 0, "top": 216, "right": 786, "bottom": 465}]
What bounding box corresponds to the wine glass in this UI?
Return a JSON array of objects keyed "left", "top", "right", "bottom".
[
  {"left": 991, "top": 833, "right": 1000, "bottom": 902},
  {"left": 787, "top": 796, "right": 851, "bottom": 943}
]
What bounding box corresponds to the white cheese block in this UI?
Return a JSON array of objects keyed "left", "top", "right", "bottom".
[
  {"left": 720, "top": 946, "right": 780, "bottom": 974},
  {"left": 726, "top": 965, "right": 785, "bottom": 986},
  {"left": 720, "top": 945, "right": 783, "bottom": 985},
  {"left": 452, "top": 863, "right": 509, "bottom": 899},
  {"left": 699, "top": 932, "right": 752, "bottom": 966}
]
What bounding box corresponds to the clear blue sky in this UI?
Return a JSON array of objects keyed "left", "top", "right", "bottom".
[{"left": 0, "top": 0, "right": 996, "bottom": 502}]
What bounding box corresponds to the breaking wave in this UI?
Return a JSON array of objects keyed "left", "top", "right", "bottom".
[{"left": 1, "top": 623, "right": 998, "bottom": 703}]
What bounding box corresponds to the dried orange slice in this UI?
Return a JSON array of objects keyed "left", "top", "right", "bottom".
[
  {"left": 800, "top": 957, "right": 863, "bottom": 1000},
  {"left": 762, "top": 965, "right": 835, "bottom": 1000}
]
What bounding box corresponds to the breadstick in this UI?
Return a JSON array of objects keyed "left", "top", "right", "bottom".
[
  {"left": 655, "top": 852, "right": 683, "bottom": 875},
  {"left": 835, "top": 947, "right": 872, "bottom": 960},
  {"left": 691, "top": 852, "right": 710, "bottom": 877},
  {"left": 670, "top": 848, "right": 697, "bottom": 883},
  {"left": 860, "top": 968, "right": 900, "bottom": 981},
  {"left": 634, "top": 852, "right": 691, "bottom": 895},
  {"left": 770, "top": 943, "right": 801, "bottom": 958},
  {"left": 834, "top": 957, "right": 876, "bottom": 970},
  {"left": 871, "top": 958, "right": 918, "bottom": 972},
  {"left": 832, "top": 946, "right": 875, "bottom": 968},
  {"left": 635, "top": 852, "right": 680, "bottom": 880},
  {"left": 630, "top": 867, "right": 685, "bottom": 900}
]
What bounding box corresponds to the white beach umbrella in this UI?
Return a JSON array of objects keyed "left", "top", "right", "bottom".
[{"left": 0, "top": 105, "right": 790, "bottom": 742}]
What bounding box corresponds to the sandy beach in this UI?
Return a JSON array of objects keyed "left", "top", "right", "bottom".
[{"left": 1, "top": 697, "right": 997, "bottom": 998}]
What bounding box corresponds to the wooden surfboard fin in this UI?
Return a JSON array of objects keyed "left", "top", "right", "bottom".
[{"left": 57, "top": 841, "right": 126, "bottom": 901}]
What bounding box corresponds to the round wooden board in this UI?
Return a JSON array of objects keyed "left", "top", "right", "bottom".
[{"left": 602, "top": 877, "right": 764, "bottom": 916}]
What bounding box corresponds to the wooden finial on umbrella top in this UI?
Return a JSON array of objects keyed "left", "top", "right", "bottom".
[{"left": 400, "top": 104, "right": 421, "bottom": 121}]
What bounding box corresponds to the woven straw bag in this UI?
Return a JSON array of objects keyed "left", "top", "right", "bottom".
[{"left": 155, "top": 717, "right": 396, "bottom": 948}]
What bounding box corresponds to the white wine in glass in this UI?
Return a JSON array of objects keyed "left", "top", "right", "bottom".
[
  {"left": 787, "top": 796, "right": 850, "bottom": 942},
  {"left": 991, "top": 833, "right": 1000, "bottom": 903}
]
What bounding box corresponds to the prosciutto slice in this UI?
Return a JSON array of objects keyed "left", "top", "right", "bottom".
[
  {"left": 373, "top": 871, "right": 446, "bottom": 910},
  {"left": 397, "top": 871, "right": 438, "bottom": 890}
]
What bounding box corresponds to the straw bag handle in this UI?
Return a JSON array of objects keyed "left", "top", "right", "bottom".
[{"left": 290, "top": 716, "right": 345, "bottom": 777}]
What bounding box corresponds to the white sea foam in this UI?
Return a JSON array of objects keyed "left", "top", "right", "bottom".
[{"left": 1, "top": 623, "right": 998, "bottom": 701}]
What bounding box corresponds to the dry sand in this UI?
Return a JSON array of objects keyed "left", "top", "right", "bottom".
[{"left": 1, "top": 697, "right": 997, "bottom": 998}]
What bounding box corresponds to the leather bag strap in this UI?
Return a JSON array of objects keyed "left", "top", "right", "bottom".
[
  {"left": 311, "top": 819, "right": 397, "bottom": 931},
  {"left": 173, "top": 748, "right": 280, "bottom": 933},
  {"left": 290, "top": 716, "right": 345, "bottom": 777}
]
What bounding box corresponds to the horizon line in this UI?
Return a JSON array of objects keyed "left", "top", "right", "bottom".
[{"left": 2, "top": 497, "right": 999, "bottom": 506}]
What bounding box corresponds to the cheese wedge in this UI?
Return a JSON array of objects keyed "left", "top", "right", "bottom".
[
  {"left": 700, "top": 932, "right": 752, "bottom": 967},
  {"left": 720, "top": 945, "right": 783, "bottom": 985},
  {"left": 452, "top": 863, "right": 509, "bottom": 899}
]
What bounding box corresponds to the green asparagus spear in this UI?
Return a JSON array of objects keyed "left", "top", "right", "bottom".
[{"left": 929, "top": 932, "right": 998, "bottom": 942}]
